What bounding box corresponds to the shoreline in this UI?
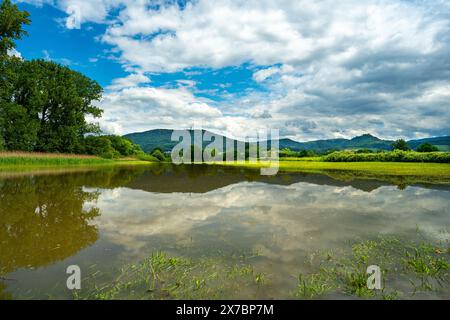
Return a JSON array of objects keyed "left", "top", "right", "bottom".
[
  {"left": 0, "top": 158, "right": 156, "bottom": 178},
  {"left": 210, "top": 160, "right": 450, "bottom": 186},
  {"left": 0, "top": 151, "right": 155, "bottom": 168},
  {"left": 213, "top": 160, "right": 450, "bottom": 176},
  {"left": 2, "top": 155, "right": 450, "bottom": 185}
]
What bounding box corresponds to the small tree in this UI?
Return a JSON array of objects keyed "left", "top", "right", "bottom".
[
  {"left": 416, "top": 143, "right": 439, "bottom": 153},
  {"left": 84, "top": 136, "right": 119, "bottom": 159},
  {"left": 392, "top": 139, "right": 410, "bottom": 151},
  {"left": 150, "top": 148, "right": 167, "bottom": 162},
  {"left": 107, "top": 135, "right": 140, "bottom": 156}
]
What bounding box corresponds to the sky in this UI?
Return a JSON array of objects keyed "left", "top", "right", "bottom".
[{"left": 13, "top": 0, "right": 450, "bottom": 141}]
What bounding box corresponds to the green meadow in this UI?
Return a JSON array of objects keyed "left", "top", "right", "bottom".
[
  {"left": 213, "top": 158, "right": 450, "bottom": 186},
  {"left": 3, "top": 151, "right": 450, "bottom": 186},
  {"left": 0, "top": 152, "right": 154, "bottom": 170},
  {"left": 216, "top": 159, "right": 450, "bottom": 176}
]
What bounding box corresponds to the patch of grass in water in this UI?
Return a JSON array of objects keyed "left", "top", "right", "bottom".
[
  {"left": 296, "top": 272, "right": 334, "bottom": 299},
  {"left": 75, "top": 251, "right": 268, "bottom": 300},
  {"left": 295, "top": 236, "right": 449, "bottom": 300},
  {"left": 72, "top": 237, "right": 448, "bottom": 300}
]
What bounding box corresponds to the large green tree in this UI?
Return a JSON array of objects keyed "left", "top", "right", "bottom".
[
  {"left": 27, "top": 60, "right": 102, "bottom": 152},
  {"left": 0, "top": 0, "right": 30, "bottom": 150},
  {"left": 0, "top": 0, "right": 30, "bottom": 56},
  {"left": 1, "top": 1, "right": 103, "bottom": 153},
  {"left": 2, "top": 59, "right": 103, "bottom": 152}
]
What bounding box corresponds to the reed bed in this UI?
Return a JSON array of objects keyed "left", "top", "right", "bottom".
[
  {"left": 0, "top": 151, "right": 113, "bottom": 166},
  {"left": 0, "top": 151, "right": 99, "bottom": 159}
]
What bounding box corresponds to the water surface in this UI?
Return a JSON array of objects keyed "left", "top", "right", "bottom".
[{"left": 0, "top": 164, "right": 448, "bottom": 299}]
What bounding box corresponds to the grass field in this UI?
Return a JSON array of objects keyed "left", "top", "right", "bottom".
[
  {"left": 436, "top": 145, "right": 450, "bottom": 151},
  {"left": 3, "top": 152, "right": 450, "bottom": 185},
  {"left": 217, "top": 160, "right": 450, "bottom": 176},
  {"left": 0, "top": 151, "right": 152, "bottom": 168},
  {"left": 212, "top": 159, "right": 450, "bottom": 186},
  {"left": 279, "top": 161, "right": 450, "bottom": 176}
]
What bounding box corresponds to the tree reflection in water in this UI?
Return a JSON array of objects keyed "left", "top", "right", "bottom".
[{"left": 0, "top": 167, "right": 148, "bottom": 298}]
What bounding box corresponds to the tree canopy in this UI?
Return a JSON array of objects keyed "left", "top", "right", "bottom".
[
  {"left": 1, "top": 59, "right": 103, "bottom": 152},
  {"left": 0, "top": 1, "right": 105, "bottom": 153},
  {"left": 0, "top": 0, "right": 30, "bottom": 56},
  {"left": 392, "top": 139, "right": 410, "bottom": 151},
  {"left": 416, "top": 143, "right": 439, "bottom": 153},
  {"left": 84, "top": 135, "right": 145, "bottom": 159}
]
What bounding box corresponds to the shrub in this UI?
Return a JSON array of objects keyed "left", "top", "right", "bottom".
[
  {"left": 280, "top": 148, "right": 317, "bottom": 158},
  {"left": 150, "top": 148, "right": 169, "bottom": 162},
  {"left": 106, "top": 135, "right": 144, "bottom": 156},
  {"left": 84, "top": 136, "right": 118, "bottom": 158},
  {"left": 83, "top": 135, "right": 147, "bottom": 159},
  {"left": 355, "top": 149, "right": 373, "bottom": 154},
  {"left": 135, "top": 153, "right": 159, "bottom": 162},
  {"left": 323, "top": 150, "right": 450, "bottom": 163},
  {"left": 416, "top": 143, "right": 439, "bottom": 153}
]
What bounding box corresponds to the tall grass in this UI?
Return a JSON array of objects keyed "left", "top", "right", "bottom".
[
  {"left": 135, "top": 153, "right": 159, "bottom": 162},
  {"left": 0, "top": 151, "right": 114, "bottom": 166},
  {"left": 323, "top": 150, "right": 450, "bottom": 163}
]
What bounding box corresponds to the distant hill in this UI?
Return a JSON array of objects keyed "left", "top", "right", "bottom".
[
  {"left": 276, "top": 134, "right": 393, "bottom": 152},
  {"left": 124, "top": 129, "right": 235, "bottom": 153},
  {"left": 407, "top": 136, "right": 450, "bottom": 151},
  {"left": 124, "top": 129, "right": 177, "bottom": 153},
  {"left": 124, "top": 129, "right": 450, "bottom": 153}
]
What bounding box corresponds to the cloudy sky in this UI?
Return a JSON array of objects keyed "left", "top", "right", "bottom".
[{"left": 14, "top": 0, "right": 450, "bottom": 141}]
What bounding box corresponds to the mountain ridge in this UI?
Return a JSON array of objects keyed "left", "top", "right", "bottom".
[{"left": 124, "top": 129, "right": 450, "bottom": 153}]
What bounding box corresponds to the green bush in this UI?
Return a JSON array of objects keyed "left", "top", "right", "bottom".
[
  {"left": 106, "top": 135, "right": 144, "bottom": 156},
  {"left": 150, "top": 148, "right": 169, "bottom": 162},
  {"left": 280, "top": 148, "right": 317, "bottom": 158},
  {"left": 355, "top": 149, "right": 373, "bottom": 154},
  {"left": 82, "top": 135, "right": 149, "bottom": 159},
  {"left": 84, "top": 136, "right": 120, "bottom": 159},
  {"left": 135, "top": 153, "right": 159, "bottom": 162},
  {"left": 323, "top": 150, "right": 450, "bottom": 163},
  {"left": 416, "top": 143, "right": 439, "bottom": 153}
]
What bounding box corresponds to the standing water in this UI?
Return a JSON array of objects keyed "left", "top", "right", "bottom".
[{"left": 0, "top": 164, "right": 449, "bottom": 299}]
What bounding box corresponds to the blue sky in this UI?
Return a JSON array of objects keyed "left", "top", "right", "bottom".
[
  {"left": 13, "top": 0, "right": 450, "bottom": 141},
  {"left": 16, "top": 2, "right": 264, "bottom": 98},
  {"left": 16, "top": 3, "right": 127, "bottom": 85}
]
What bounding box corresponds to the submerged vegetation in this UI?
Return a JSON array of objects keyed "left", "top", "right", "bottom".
[
  {"left": 72, "top": 236, "right": 448, "bottom": 300},
  {"left": 75, "top": 251, "right": 267, "bottom": 300},
  {"left": 295, "top": 236, "right": 449, "bottom": 299},
  {"left": 0, "top": 165, "right": 448, "bottom": 300}
]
